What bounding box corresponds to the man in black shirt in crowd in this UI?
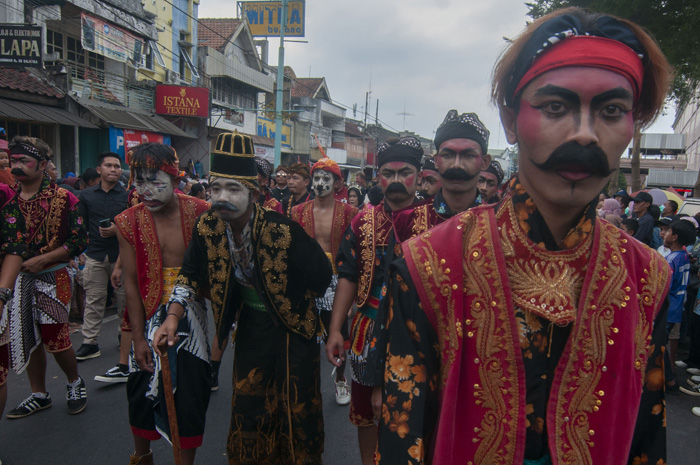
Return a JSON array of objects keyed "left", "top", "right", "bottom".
[
  {"left": 631, "top": 191, "right": 655, "bottom": 246},
  {"left": 74, "top": 153, "right": 129, "bottom": 378},
  {"left": 271, "top": 165, "right": 290, "bottom": 201}
]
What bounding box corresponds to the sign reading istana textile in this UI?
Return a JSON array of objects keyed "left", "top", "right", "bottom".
[
  {"left": 257, "top": 116, "right": 291, "bottom": 148},
  {"left": 0, "top": 24, "right": 42, "bottom": 68},
  {"left": 238, "top": 1, "right": 305, "bottom": 37},
  {"left": 155, "top": 85, "right": 209, "bottom": 118},
  {"left": 80, "top": 13, "right": 144, "bottom": 64}
]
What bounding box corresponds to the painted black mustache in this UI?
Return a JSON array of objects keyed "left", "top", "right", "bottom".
[
  {"left": 11, "top": 168, "right": 27, "bottom": 177},
  {"left": 533, "top": 141, "right": 615, "bottom": 177},
  {"left": 440, "top": 168, "right": 477, "bottom": 182},
  {"left": 385, "top": 182, "right": 409, "bottom": 196},
  {"left": 212, "top": 201, "right": 239, "bottom": 212}
]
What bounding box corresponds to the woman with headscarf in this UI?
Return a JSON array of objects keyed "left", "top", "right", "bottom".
[
  {"left": 599, "top": 198, "right": 623, "bottom": 227},
  {"left": 348, "top": 185, "right": 365, "bottom": 210}
]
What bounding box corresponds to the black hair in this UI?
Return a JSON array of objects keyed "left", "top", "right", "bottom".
[
  {"left": 129, "top": 143, "right": 177, "bottom": 178},
  {"left": 669, "top": 220, "right": 697, "bottom": 247},
  {"left": 666, "top": 200, "right": 678, "bottom": 214},
  {"left": 648, "top": 204, "right": 661, "bottom": 221},
  {"left": 622, "top": 218, "right": 639, "bottom": 235},
  {"left": 190, "top": 183, "right": 205, "bottom": 197},
  {"left": 80, "top": 168, "right": 99, "bottom": 185},
  {"left": 97, "top": 152, "right": 121, "bottom": 167}
]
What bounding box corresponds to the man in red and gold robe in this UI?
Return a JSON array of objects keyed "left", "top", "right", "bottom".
[
  {"left": 292, "top": 157, "right": 359, "bottom": 405},
  {"left": 377, "top": 8, "right": 672, "bottom": 465},
  {"left": 116, "top": 143, "right": 210, "bottom": 465},
  {"left": 325, "top": 137, "right": 424, "bottom": 465}
]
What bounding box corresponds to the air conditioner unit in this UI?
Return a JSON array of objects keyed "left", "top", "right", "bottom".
[{"left": 165, "top": 70, "right": 180, "bottom": 84}]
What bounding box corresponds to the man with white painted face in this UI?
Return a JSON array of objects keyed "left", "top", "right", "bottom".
[
  {"left": 377, "top": 8, "right": 672, "bottom": 465},
  {"left": 154, "top": 131, "right": 331, "bottom": 465},
  {"left": 291, "top": 157, "right": 359, "bottom": 406},
  {"left": 0, "top": 136, "right": 88, "bottom": 420},
  {"left": 114, "top": 143, "right": 210, "bottom": 465},
  {"left": 325, "top": 137, "right": 423, "bottom": 465},
  {"left": 282, "top": 162, "right": 313, "bottom": 216}
]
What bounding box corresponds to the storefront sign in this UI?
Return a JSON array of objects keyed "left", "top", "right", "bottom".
[
  {"left": 0, "top": 25, "right": 42, "bottom": 67},
  {"left": 109, "top": 127, "right": 171, "bottom": 160},
  {"left": 81, "top": 13, "right": 144, "bottom": 64},
  {"left": 155, "top": 85, "right": 209, "bottom": 118},
  {"left": 238, "top": 1, "right": 305, "bottom": 37},
  {"left": 257, "top": 116, "right": 291, "bottom": 148}
]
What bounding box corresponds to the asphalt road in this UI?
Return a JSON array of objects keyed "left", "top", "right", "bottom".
[{"left": 0, "top": 310, "right": 698, "bottom": 464}]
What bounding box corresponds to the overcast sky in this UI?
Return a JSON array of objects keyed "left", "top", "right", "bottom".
[{"left": 200, "top": 0, "right": 676, "bottom": 150}]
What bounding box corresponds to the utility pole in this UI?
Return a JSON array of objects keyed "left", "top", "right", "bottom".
[
  {"left": 361, "top": 91, "right": 369, "bottom": 169},
  {"left": 273, "top": 0, "right": 288, "bottom": 167}
]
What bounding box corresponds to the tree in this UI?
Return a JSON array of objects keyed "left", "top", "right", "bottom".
[{"left": 526, "top": 0, "right": 700, "bottom": 191}]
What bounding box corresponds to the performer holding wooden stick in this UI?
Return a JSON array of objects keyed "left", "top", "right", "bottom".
[{"left": 116, "top": 143, "right": 210, "bottom": 465}]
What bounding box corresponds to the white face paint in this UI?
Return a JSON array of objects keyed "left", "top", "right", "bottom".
[
  {"left": 312, "top": 169, "right": 334, "bottom": 198},
  {"left": 209, "top": 176, "right": 252, "bottom": 221},
  {"left": 134, "top": 169, "right": 175, "bottom": 212}
]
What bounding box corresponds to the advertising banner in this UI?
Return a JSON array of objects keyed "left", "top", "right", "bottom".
[
  {"left": 155, "top": 85, "right": 209, "bottom": 118},
  {"left": 238, "top": 1, "right": 305, "bottom": 37},
  {"left": 0, "top": 24, "right": 42, "bottom": 67},
  {"left": 257, "top": 116, "right": 291, "bottom": 148},
  {"left": 109, "top": 127, "right": 171, "bottom": 160},
  {"left": 81, "top": 13, "right": 144, "bottom": 64}
]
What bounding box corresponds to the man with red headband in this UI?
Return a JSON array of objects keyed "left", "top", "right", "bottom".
[
  {"left": 0, "top": 136, "right": 88, "bottom": 419},
  {"left": 377, "top": 8, "right": 672, "bottom": 465},
  {"left": 116, "top": 143, "right": 210, "bottom": 465},
  {"left": 291, "top": 157, "right": 359, "bottom": 406}
]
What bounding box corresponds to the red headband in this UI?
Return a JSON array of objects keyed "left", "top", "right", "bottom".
[{"left": 513, "top": 36, "right": 644, "bottom": 103}]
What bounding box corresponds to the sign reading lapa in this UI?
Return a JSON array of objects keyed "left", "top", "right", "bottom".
[
  {"left": 155, "top": 85, "right": 210, "bottom": 118},
  {"left": 238, "top": 1, "right": 305, "bottom": 37},
  {"left": 0, "top": 25, "right": 42, "bottom": 68}
]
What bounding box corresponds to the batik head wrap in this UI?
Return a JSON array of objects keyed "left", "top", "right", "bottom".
[
  {"left": 484, "top": 160, "right": 505, "bottom": 186},
  {"left": 255, "top": 157, "right": 273, "bottom": 180},
  {"left": 288, "top": 162, "right": 310, "bottom": 180},
  {"left": 434, "top": 110, "right": 490, "bottom": 156},
  {"left": 311, "top": 158, "right": 342, "bottom": 179},
  {"left": 8, "top": 141, "right": 47, "bottom": 161}
]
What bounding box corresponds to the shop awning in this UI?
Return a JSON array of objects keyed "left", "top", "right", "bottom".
[
  {"left": 76, "top": 98, "right": 196, "bottom": 139},
  {"left": 0, "top": 98, "right": 97, "bottom": 128}
]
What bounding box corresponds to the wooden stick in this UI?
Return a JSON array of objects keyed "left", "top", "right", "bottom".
[{"left": 159, "top": 347, "right": 183, "bottom": 465}]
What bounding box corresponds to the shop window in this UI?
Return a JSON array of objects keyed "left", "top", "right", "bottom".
[{"left": 46, "top": 30, "right": 63, "bottom": 60}]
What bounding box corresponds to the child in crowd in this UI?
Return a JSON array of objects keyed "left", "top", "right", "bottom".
[
  {"left": 621, "top": 218, "right": 639, "bottom": 237},
  {"left": 656, "top": 217, "right": 673, "bottom": 257}
]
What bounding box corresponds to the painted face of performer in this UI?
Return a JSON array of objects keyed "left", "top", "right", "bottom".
[
  {"left": 502, "top": 66, "right": 634, "bottom": 212},
  {"left": 209, "top": 176, "right": 253, "bottom": 221},
  {"left": 420, "top": 168, "right": 442, "bottom": 198},
  {"left": 312, "top": 169, "right": 335, "bottom": 198},
  {"left": 133, "top": 169, "right": 175, "bottom": 212},
  {"left": 477, "top": 171, "right": 499, "bottom": 200},
  {"left": 435, "top": 138, "right": 490, "bottom": 195},
  {"left": 378, "top": 161, "right": 421, "bottom": 204},
  {"left": 10, "top": 153, "right": 46, "bottom": 182}
]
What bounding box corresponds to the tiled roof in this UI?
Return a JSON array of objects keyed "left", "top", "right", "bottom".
[
  {"left": 0, "top": 68, "right": 63, "bottom": 98},
  {"left": 292, "top": 77, "right": 324, "bottom": 98},
  {"left": 198, "top": 18, "right": 242, "bottom": 50}
]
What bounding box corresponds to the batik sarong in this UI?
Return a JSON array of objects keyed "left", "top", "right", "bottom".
[{"left": 8, "top": 265, "right": 74, "bottom": 373}]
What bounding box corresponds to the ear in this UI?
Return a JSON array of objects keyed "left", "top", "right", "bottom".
[
  {"left": 38, "top": 160, "right": 49, "bottom": 172},
  {"left": 499, "top": 106, "right": 518, "bottom": 145},
  {"left": 251, "top": 188, "right": 261, "bottom": 203},
  {"left": 480, "top": 153, "right": 492, "bottom": 171}
]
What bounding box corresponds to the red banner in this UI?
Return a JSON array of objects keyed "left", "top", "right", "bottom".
[
  {"left": 123, "top": 129, "right": 167, "bottom": 153},
  {"left": 155, "top": 85, "right": 209, "bottom": 118}
]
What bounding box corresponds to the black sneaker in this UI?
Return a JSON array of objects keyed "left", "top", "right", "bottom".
[
  {"left": 94, "top": 364, "right": 129, "bottom": 383},
  {"left": 6, "top": 393, "right": 52, "bottom": 419},
  {"left": 66, "top": 377, "right": 87, "bottom": 414},
  {"left": 75, "top": 343, "right": 100, "bottom": 361}
]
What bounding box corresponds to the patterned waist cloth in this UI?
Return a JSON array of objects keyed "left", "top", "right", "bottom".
[{"left": 160, "top": 267, "right": 181, "bottom": 306}]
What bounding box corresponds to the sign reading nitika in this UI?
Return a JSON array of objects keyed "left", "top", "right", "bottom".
[
  {"left": 0, "top": 24, "right": 42, "bottom": 68},
  {"left": 155, "top": 85, "right": 209, "bottom": 118},
  {"left": 238, "top": 1, "right": 305, "bottom": 37}
]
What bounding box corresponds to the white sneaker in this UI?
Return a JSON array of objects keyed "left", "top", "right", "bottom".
[
  {"left": 334, "top": 379, "right": 351, "bottom": 406},
  {"left": 692, "top": 375, "right": 700, "bottom": 384},
  {"left": 687, "top": 367, "right": 700, "bottom": 376},
  {"left": 675, "top": 360, "right": 689, "bottom": 369},
  {"left": 693, "top": 407, "right": 700, "bottom": 417}
]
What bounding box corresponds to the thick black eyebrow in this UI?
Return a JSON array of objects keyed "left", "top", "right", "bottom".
[
  {"left": 533, "top": 85, "right": 580, "bottom": 105},
  {"left": 591, "top": 88, "right": 633, "bottom": 107}
]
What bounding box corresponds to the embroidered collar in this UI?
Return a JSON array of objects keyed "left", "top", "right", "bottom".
[
  {"left": 433, "top": 189, "right": 481, "bottom": 216},
  {"left": 507, "top": 177, "right": 597, "bottom": 251}
]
